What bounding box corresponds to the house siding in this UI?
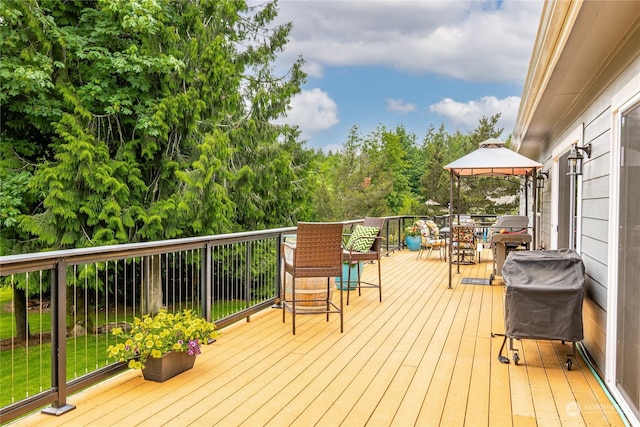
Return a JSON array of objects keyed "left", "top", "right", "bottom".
[
  {"left": 538, "top": 46, "right": 640, "bottom": 374},
  {"left": 516, "top": 3, "right": 640, "bottom": 422}
]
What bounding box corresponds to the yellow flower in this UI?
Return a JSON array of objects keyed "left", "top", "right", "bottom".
[{"left": 106, "top": 309, "right": 218, "bottom": 370}]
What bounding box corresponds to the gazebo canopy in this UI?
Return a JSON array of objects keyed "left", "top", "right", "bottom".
[
  {"left": 443, "top": 138, "right": 542, "bottom": 288},
  {"left": 444, "top": 139, "right": 542, "bottom": 177}
]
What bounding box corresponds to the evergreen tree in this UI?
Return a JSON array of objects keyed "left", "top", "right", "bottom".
[
  {"left": 419, "top": 114, "right": 520, "bottom": 216},
  {"left": 310, "top": 125, "right": 416, "bottom": 220},
  {"left": 0, "top": 0, "right": 309, "bottom": 338},
  {"left": 1, "top": 0, "right": 308, "bottom": 251},
  {"left": 420, "top": 124, "right": 454, "bottom": 215}
]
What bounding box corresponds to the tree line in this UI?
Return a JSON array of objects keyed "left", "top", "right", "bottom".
[
  {"left": 1, "top": 0, "right": 520, "bottom": 330},
  {"left": 307, "top": 118, "right": 520, "bottom": 223},
  {"left": 1, "top": 0, "right": 520, "bottom": 256}
]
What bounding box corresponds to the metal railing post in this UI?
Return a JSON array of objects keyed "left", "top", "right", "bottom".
[
  {"left": 245, "top": 243, "right": 251, "bottom": 321},
  {"left": 41, "top": 259, "right": 75, "bottom": 416},
  {"left": 274, "top": 234, "right": 283, "bottom": 308},
  {"left": 203, "top": 243, "right": 212, "bottom": 321},
  {"left": 385, "top": 220, "right": 390, "bottom": 254}
]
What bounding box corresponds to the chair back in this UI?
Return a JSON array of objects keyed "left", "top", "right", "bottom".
[
  {"left": 293, "top": 222, "right": 344, "bottom": 277},
  {"left": 362, "top": 217, "right": 386, "bottom": 252},
  {"left": 453, "top": 225, "right": 475, "bottom": 247},
  {"left": 426, "top": 220, "right": 440, "bottom": 237}
]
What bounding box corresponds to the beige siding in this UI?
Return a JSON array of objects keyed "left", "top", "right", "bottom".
[
  {"left": 583, "top": 298, "right": 607, "bottom": 371},
  {"left": 537, "top": 46, "right": 640, "bottom": 375}
]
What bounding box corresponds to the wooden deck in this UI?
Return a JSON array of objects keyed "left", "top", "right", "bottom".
[{"left": 10, "top": 249, "right": 626, "bottom": 426}]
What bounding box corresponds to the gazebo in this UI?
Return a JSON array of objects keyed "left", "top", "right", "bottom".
[{"left": 443, "top": 138, "right": 542, "bottom": 289}]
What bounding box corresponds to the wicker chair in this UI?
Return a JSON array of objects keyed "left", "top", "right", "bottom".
[
  {"left": 281, "top": 222, "right": 345, "bottom": 335},
  {"left": 452, "top": 225, "right": 476, "bottom": 265},
  {"left": 343, "top": 217, "right": 386, "bottom": 305},
  {"left": 417, "top": 220, "right": 446, "bottom": 261}
]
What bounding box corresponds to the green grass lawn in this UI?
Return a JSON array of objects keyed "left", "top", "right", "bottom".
[
  {"left": 0, "top": 334, "right": 117, "bottom": 408},
  {"left": 0, "top": 287, "right": 54, "bottom": 339},
  {"left": 0, "top": 290, "right": 256, "bottom": 409},
  {"left": 0, "top": 288, "right": 120, "bottom": 408}
]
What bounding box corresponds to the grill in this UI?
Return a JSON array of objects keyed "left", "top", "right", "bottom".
[
  {"left": 497, "top": 249, "right": 585, "bottom": 370},
  {"left": 489, "top": 215, "right": 531, "bottom": 282}
]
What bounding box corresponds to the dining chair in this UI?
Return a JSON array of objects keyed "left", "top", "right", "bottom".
[
  {"left": 281, "top": 222, "right": 345, "bottom": 334},
  {"left": 343, "top": 217, "right": 386, "bottom": 305},
  {"left": 452, "top": 225, "right": 476, "bottom": 265}
]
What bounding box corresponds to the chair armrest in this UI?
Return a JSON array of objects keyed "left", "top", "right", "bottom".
[
  {"left": 282, "top": 241, "right": 296, "bottom": 250},
  {"left": 281, "top": 241, "right": 296, "bottom": 266}
]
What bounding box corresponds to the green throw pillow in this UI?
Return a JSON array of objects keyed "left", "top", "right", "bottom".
[{"left": 346, "top": 225, "right": 380, "bottom": 252}]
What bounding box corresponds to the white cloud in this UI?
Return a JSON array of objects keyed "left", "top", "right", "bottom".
[
  {"left": 429, "top": 95, "right": 521, "bottom": 132},
  {"left": 387, "top": 98, "right": 417, "bottom": 114},
  {"left": 302, "top": 61, "right": 324, "bottom": 78},
  {"left": 271, "top": 0, "right": 543, "bottom": 83},
  {"left": 274, "top": 88, "right": 339, "bottom": 136},
  {"left": 249, "top": 1, "right": 543, "bottom": 148}
]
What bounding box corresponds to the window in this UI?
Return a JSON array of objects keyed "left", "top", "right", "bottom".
[{"left": 616, "top": 102, "right": 640, "bottom": 419}]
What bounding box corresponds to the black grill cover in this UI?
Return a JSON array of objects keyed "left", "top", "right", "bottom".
[{"left": 502, "top": 249, "right": 585, "bottom": 342}]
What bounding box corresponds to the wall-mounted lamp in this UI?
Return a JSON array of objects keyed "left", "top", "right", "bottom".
[
  {"left": 536, "top": 170, "right": 549, "bottom": 189},
  {"left": 567, "top": 143, "right": 592, "bottom": 176}
]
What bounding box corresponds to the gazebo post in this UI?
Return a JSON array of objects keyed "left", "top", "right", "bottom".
[
  {"left": 532, "top": 171, "right": 538, "bottom": 250},
  {"left": 448, "top": 170, "right": 454, "bottom": 289},
  {"left": 523, "top": 174, "right": 528, "bottom": 217},
  {"left": 456, "top": 174, "right": 461, "bottom": 274}
]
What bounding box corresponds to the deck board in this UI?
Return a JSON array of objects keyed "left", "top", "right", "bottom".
[{"left": 9, "top": 249, "right": 627, "bottom": 427}]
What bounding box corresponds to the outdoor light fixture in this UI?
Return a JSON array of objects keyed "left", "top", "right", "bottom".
[
  {"left": 536, "top": 170, "right": 549, "bottom": 189},
  {"left": 567, "top": 143, "right": 592, "bottom": 176}
]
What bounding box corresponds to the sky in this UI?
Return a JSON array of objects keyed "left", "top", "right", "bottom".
[{"left": 262, "top": 0, "right": 545, "bottom": 152}]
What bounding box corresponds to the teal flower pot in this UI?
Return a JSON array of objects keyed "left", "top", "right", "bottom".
[
  {"left": 336, "top": 262, "right": 363, "bottom": 290},
  {"left": 405, "top": 235, "right": 422, "bottom": 251}
]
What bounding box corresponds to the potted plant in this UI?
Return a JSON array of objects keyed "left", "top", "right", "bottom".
[
  {"left": 336, "top": 260, "right": 363, "bottom": 290},
  {"left": 404, "top": 223, "right": 423, "bottom": 251},
  {"left": 107, "top": 309, "right": 219, "bottom": 382}
]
